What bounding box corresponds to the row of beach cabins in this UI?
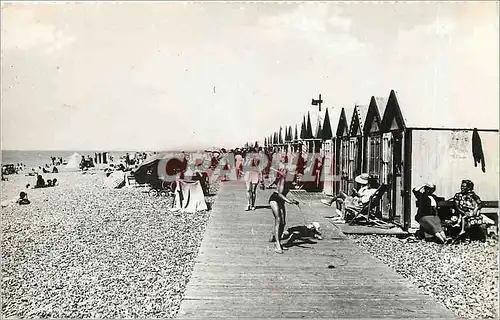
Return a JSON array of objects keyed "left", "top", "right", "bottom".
[{"left": 263, "top": 90, "right": 499, "bottom": 230}]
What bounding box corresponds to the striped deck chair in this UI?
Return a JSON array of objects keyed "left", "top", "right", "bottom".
[{"left": 346, "top": 184, "right": 390, "bottom": 226}]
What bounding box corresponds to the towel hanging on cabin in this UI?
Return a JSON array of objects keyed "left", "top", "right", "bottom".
[{"left": 472, "top": 128, "right": 486, "bottom": 173}]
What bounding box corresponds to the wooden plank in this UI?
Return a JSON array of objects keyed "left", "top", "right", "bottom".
[{"left": 177, "top": 181, "right": 456, "bottom": 319}]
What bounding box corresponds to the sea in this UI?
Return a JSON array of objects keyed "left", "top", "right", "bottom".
[{"left": 0, "top": 150, "right": 199, "bottom": 169}]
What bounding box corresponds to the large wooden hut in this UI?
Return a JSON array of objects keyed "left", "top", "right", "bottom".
[
  {"left": 363, "top": 96, "right": 398, "bottom": 222},
  {"left": 378, "top": 90, "right": 499, "bottom": 230}
]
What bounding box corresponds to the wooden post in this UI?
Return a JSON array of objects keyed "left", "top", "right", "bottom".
[{"left": 403, "top": 129, "right": 413, "bottom": 231}]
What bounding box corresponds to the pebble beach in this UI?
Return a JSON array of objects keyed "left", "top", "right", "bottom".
[
  {"left": 348, "top": 234, "right": 499, "bottom": 319},
  {"left": 1, "top": 168, "right": 498, "bottom": 319},
  {"left": 1, "top": 170, "right": 220, "bottom": 318}
]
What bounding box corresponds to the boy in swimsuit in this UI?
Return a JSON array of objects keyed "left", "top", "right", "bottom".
[{"left": 268, "top": 156, "right": 299, "bottom": 254}]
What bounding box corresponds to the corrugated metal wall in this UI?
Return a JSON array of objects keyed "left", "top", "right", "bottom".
[{"left": 410, "top": 130, "right": 499, "bottom": 228}]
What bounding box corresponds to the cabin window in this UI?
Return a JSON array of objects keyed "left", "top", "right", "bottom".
[
  {"left": 348, "top": 138, "right": 358, "bottom": 183},
  {"left": 368, "top": 135, "right": 382, "bottom": 175},
  {"left": 381, "top": 135, "right": 391, "bottom": 184}
]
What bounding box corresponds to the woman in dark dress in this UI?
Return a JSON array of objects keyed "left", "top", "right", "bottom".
[{"left": 412, "top": 183, "right": 449, "bottom": 244}]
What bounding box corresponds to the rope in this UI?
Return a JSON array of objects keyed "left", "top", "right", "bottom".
[
  {"left": 290, "top": 191, "right": 343, "bottom": 233},
  {"left": 288, "top": 191, "right": 349, "bottom": 268}
]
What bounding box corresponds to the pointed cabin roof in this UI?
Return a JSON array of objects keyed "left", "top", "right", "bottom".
[
  {"left": 382, "top": 89, "right": 499, "bottom": 131},
  {"left": 364, "top": 96, "right": 389, "bottom": 135},
  {"left": 335, "top": 107, "right": 352, "bottom": 137},
  {"left": 349, "top": 104, "right": 369, "bottom": 137},
  {"left": 321, "top": 107, "right": 334, "bottom": 140}
]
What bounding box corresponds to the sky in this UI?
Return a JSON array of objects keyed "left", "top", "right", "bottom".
[{"left": 1, "top": 2, "right": 498, "bottom": 151}]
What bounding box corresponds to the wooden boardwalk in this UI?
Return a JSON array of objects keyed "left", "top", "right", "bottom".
[{"left": 177, "top": 181, "right": 456, "bottom": 319}]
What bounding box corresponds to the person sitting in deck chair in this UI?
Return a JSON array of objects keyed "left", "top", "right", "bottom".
[{"left": 321, "top": 173, "right": 378, "bottom": 217}]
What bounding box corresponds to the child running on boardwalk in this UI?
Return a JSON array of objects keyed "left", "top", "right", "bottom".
[{"left": 268, "top": 155, "right": 299, "bottom": 254}]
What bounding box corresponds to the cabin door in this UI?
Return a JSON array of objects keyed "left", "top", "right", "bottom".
[
  {"left": 381, "top": 133, "right": 392, "bottom": 219},
  {"left": 323, "top": 140, "right": 334, "bottom": 195},
  {"left": 341, "top": 138, "right": 350, "bottom": 193},
  {"left": 392, "top": 132, "right": 404, "bottom": 224},
  {"left": 347, "top": 137, "right": 359, "bottom": 193},
  {"left": 334, "top": 139, "right": 341, "bottom": 195}
]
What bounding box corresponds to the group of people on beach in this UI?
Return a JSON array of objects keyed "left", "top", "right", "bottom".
[
  {"left": 412, "top": 179, "right": 487, "bottom": 244},
  {"left": 228, "top": 145, "right": 490, "bottom": 250},
  {"left": 220, "top": 147, "right": 323, "bottom": 254}
]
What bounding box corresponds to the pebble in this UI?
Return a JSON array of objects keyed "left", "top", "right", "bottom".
[
  {"left": 348, "top": 234, "right": 499, "bottom": 319},
  {"left": 1, "top": 171, "right": 221, "bottom": 318}
]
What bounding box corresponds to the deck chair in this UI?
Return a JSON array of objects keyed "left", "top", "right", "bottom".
[{"left": 346, "top": 184, "right": 390, "bottom": 226}]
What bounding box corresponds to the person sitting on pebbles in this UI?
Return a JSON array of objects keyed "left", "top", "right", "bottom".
[
  {"left": 35, "top": 174, "right": 46, "bottom": 188},
  {"left": 1, "top": 191, "right": 31, "bottom": 208},
  {"left": 451, "top": 179, "right": 484, "bottom": 241},
  {"left": 412, "top": 183, "right": 449, "bottom": 244},
  {"left": 27, "top": 176, "right": 58, "bottom": 189},
  {"left": 320, "top": 173, "right": 378, "bottom": 219},
  {"left": 16, "top": 192, "right": 31, "bottom": 205}
]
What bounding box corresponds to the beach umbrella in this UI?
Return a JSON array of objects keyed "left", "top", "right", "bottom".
[
  {"left": 306, "top": 112, "right": 313, "bottom": 139},
  {"left": 322, "top": 107, "right": 333, "bottom": 140},
  {"left": 278, "top": 127, "right": 283, "bottom": 144},
  {"left": 254, "top": 141, "right": 259, "bottom": 149},
  {"left": 165, "top": 157, "right": 184, "bottom": 176},
  {"left": 264, "top": 138, "right": 267, "bottom": 146},
  {"left": 294, "top": 124, "right": 299, "bottom": 140},
  {"left": 288, "top": 126, "right": 293, "bottom": 141}
]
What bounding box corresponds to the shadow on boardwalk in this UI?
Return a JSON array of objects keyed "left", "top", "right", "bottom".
[{"left": 177, "top": 181, "right": 456, "bottom": 319}]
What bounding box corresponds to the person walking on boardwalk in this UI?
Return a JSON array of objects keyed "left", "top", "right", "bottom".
[
  {"left": 244, "top": 151, "right": 263, "bottom": 211},
  {"left": 268, "top": 155, "right": 299, "bottom": 254}
]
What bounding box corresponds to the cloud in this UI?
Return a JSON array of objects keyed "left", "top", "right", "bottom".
[
  {"left": 1, "top": 6, "right": 75, "bottom": 54},
  {"left": 259, "top": 3, "right": 364, "bottom": 55}
]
